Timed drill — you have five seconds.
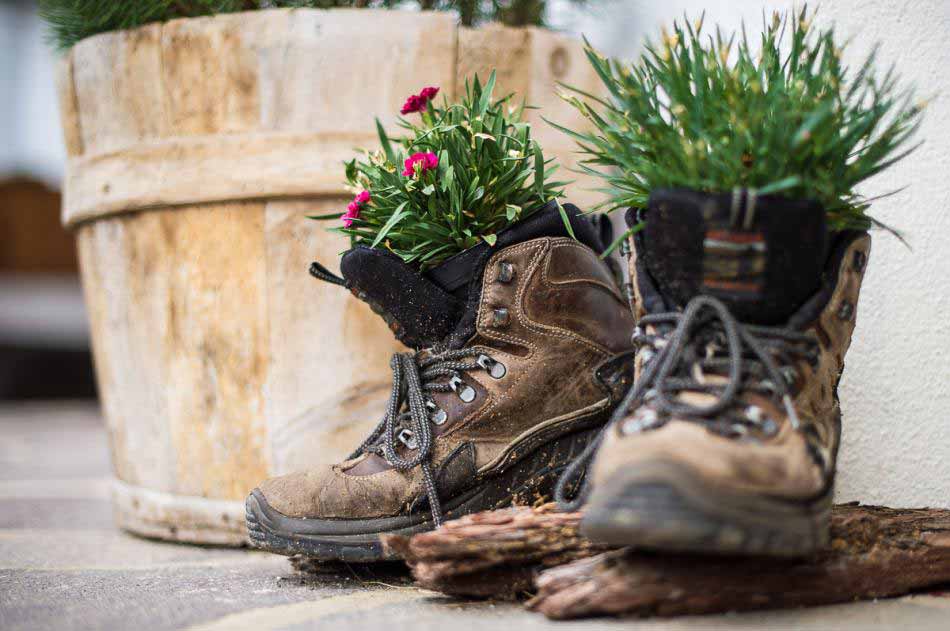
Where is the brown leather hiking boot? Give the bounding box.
[559,189,871,557]
[246,203,635,561]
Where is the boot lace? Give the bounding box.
[351,348,505,527]
[555,294,818,510]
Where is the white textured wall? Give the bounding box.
[553,0,950,508]
[0,3,66,186]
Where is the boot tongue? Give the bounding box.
[641,189,828,325]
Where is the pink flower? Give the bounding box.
[400,95,423,115]
[402,152,439,177]
[400,86,440,114]
[341,190,371,227]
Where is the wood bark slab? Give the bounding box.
[385,503,950,618]
[381,503,610,598]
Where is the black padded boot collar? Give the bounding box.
[638,188,829,325]
[339,201,605,350]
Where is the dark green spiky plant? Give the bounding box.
[317,72,565,269]
[552,6,924,248]
[40,0,586,51]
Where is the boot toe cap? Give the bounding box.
[254,465,409,521]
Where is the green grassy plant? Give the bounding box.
[317,72,566,269]
[552,6,924,244]
[40,0,585,50]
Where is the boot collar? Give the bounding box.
[336,201,606,350]
[634,188,829,325]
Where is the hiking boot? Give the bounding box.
[246,203,636,561]
[563,189,870,557]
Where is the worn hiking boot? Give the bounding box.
[564,189,871,557]
[246,203,636,561]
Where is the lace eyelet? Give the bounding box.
[476,354,507,379]
[621,408,659,435]
[497,261,515,283]
[491,308,510,328]
[729,423,749,437]
[449,375,476,402]
[852,250,866,272]
[398,428,418,450]
[780,366,798,385]
[425,399,448,425]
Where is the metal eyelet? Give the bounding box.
[853,250,866,272]
[398,428,418,450]
[491,307,510,328]
[780,366,798,385]
[620,418,641,435]
[497,262,515,283]
[621,408,659,435]
[449,375,476,403]
[837,300,854,321]
[745,405,764,423]
[476,354,507,379]
[425,400,448,425]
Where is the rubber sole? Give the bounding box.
[246,426,598,562]
[581,460,831,557]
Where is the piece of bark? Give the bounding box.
[528,503,950,619]
[380,504,610,598]
[383,502,950,617]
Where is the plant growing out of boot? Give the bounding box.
[245,74,636,562]
[319,72,569,270]
[552,7,923,557]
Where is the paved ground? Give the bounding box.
[1,402,948,630]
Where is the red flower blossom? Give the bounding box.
[341,190,371,227]
[400,86,440,114]
[402,152,439,177]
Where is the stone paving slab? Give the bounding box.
[0,402,946,631]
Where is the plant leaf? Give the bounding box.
[556,199,576,240]
[376,118,395,164]
[370,201,408,249]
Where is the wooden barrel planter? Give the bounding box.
[56,8,603,545]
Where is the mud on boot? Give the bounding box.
[246,203,636,561]
[560,189,870,558]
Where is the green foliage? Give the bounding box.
[39,0,584,51]
[554,6,925,236]
[326,72,564,269]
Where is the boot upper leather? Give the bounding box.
[590,231,870,502]
[259,236,635,520]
